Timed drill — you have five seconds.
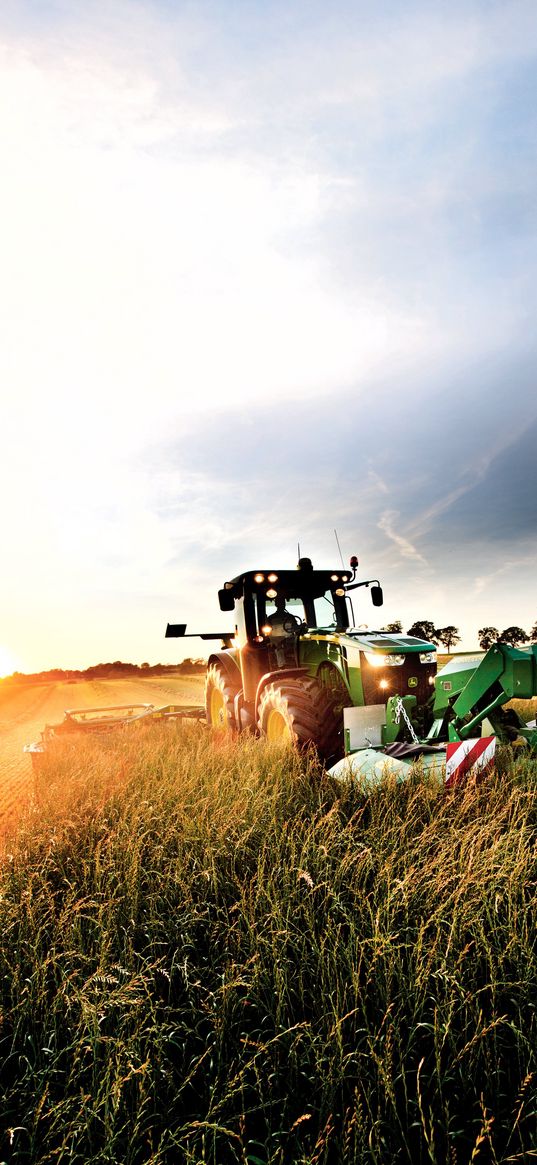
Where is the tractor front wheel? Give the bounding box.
[257,676,341,761]
[205,663,240,732]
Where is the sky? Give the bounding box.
[1,0,536,674]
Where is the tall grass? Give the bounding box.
[0,725,536,1164]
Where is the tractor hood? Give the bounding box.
[329,631,436,655]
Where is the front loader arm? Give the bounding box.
[442,643,537,746]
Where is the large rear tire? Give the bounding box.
[257,676,341,761]
[205,663,241,732]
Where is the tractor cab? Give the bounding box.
[166,556,389,750]
[216,558,385,716]
[219,558,382,645]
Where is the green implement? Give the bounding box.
[24,702,204,769]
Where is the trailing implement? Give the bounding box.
[24,702,204,768]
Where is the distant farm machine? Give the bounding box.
[27,555,537,783]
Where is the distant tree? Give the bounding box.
[497,626,529,647]
[478,627,499,650]
[141,662,150,669]
[407,620,439,644]
[531,622,537,643]
[179,657,206,674]
[383,620,403,633]
[436,626,461,652]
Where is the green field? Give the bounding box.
[0,724,536,1163]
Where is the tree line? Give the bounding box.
[5,659,207,684]
[383,620,537,651]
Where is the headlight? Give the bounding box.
[364,652,404,667]
[419,652,436,664]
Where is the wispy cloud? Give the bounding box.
[377,511,429,567]
[473,554,536,598]
[367,469,390,496]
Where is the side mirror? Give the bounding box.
[371,585,384,607]
[218,588,235,612]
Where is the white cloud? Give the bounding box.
[0,16,442,533]
[377,511,428,567]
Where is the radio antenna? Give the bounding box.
[334,529,345,569]
[334,529,355,626]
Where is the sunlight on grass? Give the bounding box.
[0,724,536,1163]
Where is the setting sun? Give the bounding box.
[0,645,20,678]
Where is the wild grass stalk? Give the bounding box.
[0,724,535,1163]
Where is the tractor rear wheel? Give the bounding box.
[257,676,341,761]
[205,663,240,732]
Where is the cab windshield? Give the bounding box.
[308,592,337,627]
[260,589,340,631]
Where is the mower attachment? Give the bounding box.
[24,702,205,768]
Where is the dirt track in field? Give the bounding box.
[0,673,205,840]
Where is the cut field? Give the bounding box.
[0,672,204,838]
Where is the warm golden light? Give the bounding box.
[0,645,20,678]
[379,679,389,690]
[261,625,272,636]
[364,651,385,668]
[254,573,265,583]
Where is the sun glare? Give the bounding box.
[0,645,20,678]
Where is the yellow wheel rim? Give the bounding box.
[210,687,228,729]
[266,708,293,743]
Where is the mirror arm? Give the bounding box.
[344,578,380,593]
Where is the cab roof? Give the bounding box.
[223,568,350,601]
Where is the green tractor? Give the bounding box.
[166,556,437,762]
[26,556,536,781]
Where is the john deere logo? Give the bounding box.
[408,676,418,688]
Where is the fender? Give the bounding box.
[207,650,242,685]
[255,667,311,714]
